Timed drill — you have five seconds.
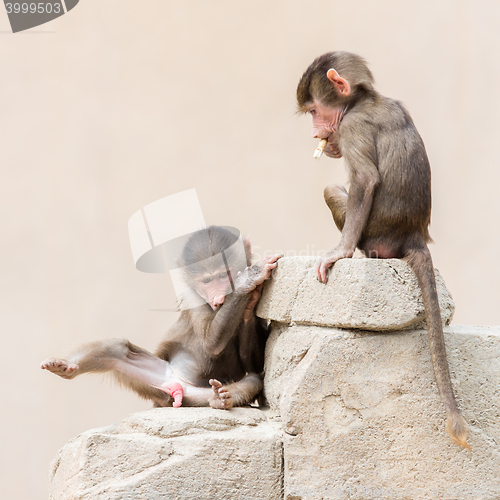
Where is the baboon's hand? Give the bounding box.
[236,253,283,292]
[316,247,353,283]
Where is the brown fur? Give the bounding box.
[297,52,469,449]
[41,226,281,409]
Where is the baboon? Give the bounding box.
[297,52,469,448]
[42,226,282,409]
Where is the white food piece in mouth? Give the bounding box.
[314,139,328,159]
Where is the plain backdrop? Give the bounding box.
[0,1,499,498]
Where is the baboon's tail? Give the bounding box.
[405,246,470,450]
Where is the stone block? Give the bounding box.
[257,256,454,331]
[49,407,283,500]
[264,323,500,500]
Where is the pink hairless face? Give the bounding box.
[307,100,345,159]
[195,269,232,310]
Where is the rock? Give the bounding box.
[264,323,500,500]
[49,407,283,500]
[256,256,454,331]
[48,255,497,500]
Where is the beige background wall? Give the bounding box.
[0,1,498,498]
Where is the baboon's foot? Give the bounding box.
[41,358,79,379]
[209,379,233,410]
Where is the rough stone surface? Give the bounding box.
[257,256,454,331]
[49,407,283,500]
[264,323,500,500]
[48,254,497,500]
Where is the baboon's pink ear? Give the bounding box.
[327,68,351,96]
